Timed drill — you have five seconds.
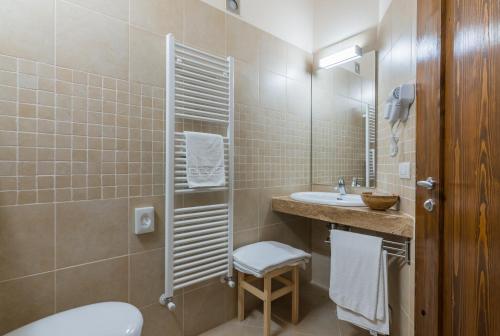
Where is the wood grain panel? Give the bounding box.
[443,0,500,335]
[415,0,445,335]
[271,196,414,238]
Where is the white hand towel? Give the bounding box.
[336,251,389,335]
[184,131,225,188]
[329,230,383,321]
[233,241,311,278]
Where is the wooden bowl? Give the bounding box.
[361,192,399,211]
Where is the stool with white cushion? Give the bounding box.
[233,241,311,336]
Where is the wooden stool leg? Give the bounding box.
[263,274,272,336]
[291,266,299,324]
[238,271,245,321]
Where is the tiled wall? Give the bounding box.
[0,0,312,335]
[377,0,417,335]
[376,0,417,218]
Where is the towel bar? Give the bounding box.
[326,223,411,265]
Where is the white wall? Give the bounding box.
[313,0,379,51]
[201,0,315,52]
[379,0,392,21]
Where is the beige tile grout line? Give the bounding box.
[53,0,57,314]
[0,251,150,285]
[127,0,131,305]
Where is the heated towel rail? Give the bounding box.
[365,104,376,188]
[159,34,235,311]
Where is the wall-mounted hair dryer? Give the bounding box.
[385,83,415,126]
[384,83,415,157]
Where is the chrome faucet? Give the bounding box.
[337,177,347,196]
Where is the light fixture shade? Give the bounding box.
[319,45,363,69]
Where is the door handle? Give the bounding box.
[417,177,436,190]
[423,199,435,212]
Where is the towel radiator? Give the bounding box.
[159,34,235,310]
[365,104,376,188]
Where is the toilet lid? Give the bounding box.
[5,302,143,336]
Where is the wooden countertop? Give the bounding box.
[272,196,414,239]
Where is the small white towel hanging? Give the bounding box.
[184,131,225,188]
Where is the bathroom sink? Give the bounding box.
[290,192,365,207]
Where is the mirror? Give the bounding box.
[312,51,377,189]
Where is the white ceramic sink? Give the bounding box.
[290,192,365,207]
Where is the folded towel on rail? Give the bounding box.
[233,241,311,278]
[329,230,389,335]
[184,131,225,188]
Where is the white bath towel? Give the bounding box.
[329,230,389,334]
[233,241,311,278]
[184,131,225,188]
[336,251,389,335]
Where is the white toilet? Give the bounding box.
[5,302,143,336]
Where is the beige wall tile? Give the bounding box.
[287,45,312,84]
[63,0,129,21]
[287,78,310,116]
[0,273,55,335]
[131,0,183,36]
[183,282,229,336]
[130,27,165,87]
[234,189,259,232]
[183,0,226,57]
[56,1,129,79]
[260,221,310,252]
[129,196,165,253]
[227,16,260,65]
[391,0,413,46]
[259,187,298,227]
[235,60,259,107]
[259,33,287,76]
[391,34,413,84]
[129,249,164,308]
[234,228,259,249]
[259,70,286,111]
[376,0,417,330]
[141,300,183,336]
[55,256,128,312]
[56,199,128,267]
[0,55,17,72]
[0,0,54,64]
[0,204,54,281]
[376,0,416,218]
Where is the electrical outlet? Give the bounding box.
[399,162,411,179]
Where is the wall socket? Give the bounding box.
[399,162,411,179]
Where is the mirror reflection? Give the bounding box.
[312,51,377,189]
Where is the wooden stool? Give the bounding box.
[237,264,300,336]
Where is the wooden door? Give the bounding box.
[416,0,500,335]
[442,0,500,335]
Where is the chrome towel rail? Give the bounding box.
[325,223,411,265]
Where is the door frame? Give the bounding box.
[415,0,445,335]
